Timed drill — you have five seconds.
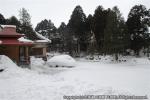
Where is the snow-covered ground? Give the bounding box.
[0,55,150,100]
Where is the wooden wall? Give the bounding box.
[0,46,19,64]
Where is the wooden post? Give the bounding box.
[25,46,29,64]
[43,47,47,57]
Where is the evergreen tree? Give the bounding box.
[0,13,6,24]
[57,22,67,45]
[6,16,21,32]
[19,8,36,40]
[35,19,56,39]
[103,7,128,60]
[127,4,150,56]
[57,22,67,52]
[103,9,116,55]
[112,6,130,55]
[57,22,66,34]
[93,6,107,51]
[68,5,86,36]
[85,14,93,33]
[19,8,31,26]
[85,14,97,54]
[67,5,87,54]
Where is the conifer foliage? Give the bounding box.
[0,4,150,58]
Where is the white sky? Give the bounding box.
[0,0,150,28]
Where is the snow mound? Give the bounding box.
[30,56,48,73]
[0,55,26,78]
[47,55,76,67]
[31,56,45,67]
[0,55,18,69]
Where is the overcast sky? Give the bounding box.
[0,0,150,28]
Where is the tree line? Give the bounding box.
[0,5,150,59]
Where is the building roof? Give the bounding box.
[0,39,33,46]
[0,25,23,38]
[0,25,33,46]
[35,32,51,43]
[18,37,34,43]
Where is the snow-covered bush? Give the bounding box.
[30,56,47,72]
[30,56,45,67]
[47,55,76,67]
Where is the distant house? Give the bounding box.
[0,25,33,65]
[31,32,51,60]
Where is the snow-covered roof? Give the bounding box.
[35,32,51,43]
[1,25,16,28]
[35,40,50,43]
[18,37,34,43]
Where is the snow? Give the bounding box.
[0,55,17,69]
[0,55,26,77]
[47,55,76,67]
[0,40,2,44]
[18,37,34,43]
[0,55,150,100]
[30,56,47,73]
[1,25,16,28]
[35,32,51,43]
[31,56,45,67]
[35,40,50,43]
[83,55,150,65]
[148,27,150,33]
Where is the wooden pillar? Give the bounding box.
[43,47,47,57]
[25,46,29,64]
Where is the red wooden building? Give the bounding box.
[0,25,33,65]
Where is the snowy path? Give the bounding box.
[0,60,150,100]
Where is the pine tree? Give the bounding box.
[58,22,66,33]
[67,5,87,55]
[19,8,31,26]
[0,13,6,24]
[19,8,36,40]
[93,6,107,51]
[35,19,56,39]
[57,22,67,52]
[127,4,150,56]
[85,14,93,33]
[6,16,21,33]
[103,7,128,60]
[103,9,115,55]
[57,22,67,45]
[112,6,129,55]
[85,14,97,54]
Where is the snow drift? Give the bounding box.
[0,55,28,78]
[0,55,149,100]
